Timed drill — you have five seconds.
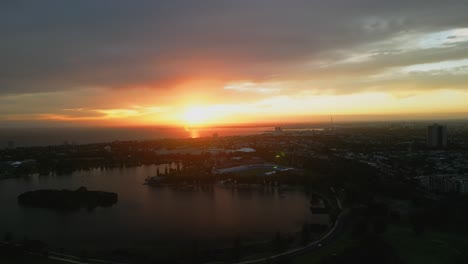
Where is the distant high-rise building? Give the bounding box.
[329,115,336,134]
[274,127,283,134]
[7,140,14,149]
[427,123,447,148]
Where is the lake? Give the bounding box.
[0,164,327,256]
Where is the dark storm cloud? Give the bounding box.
[1,0,468,95]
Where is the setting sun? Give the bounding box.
[183,107,212,126]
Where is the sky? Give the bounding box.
[1,0,468,127]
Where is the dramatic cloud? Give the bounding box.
[1,0,468,125]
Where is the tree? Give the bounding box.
[4,232,13,242]
[388,210,401,224]
[410,210,425,236]
[352,218,368,237]
[372,217,387,234]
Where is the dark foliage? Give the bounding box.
[17,187,118,211]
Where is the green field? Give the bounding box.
[292,224,468,264]
[383,225,468,264]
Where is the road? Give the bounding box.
[234,208,348,264]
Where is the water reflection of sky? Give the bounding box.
[0,164,327,253]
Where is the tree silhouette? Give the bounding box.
[4,232,13,242]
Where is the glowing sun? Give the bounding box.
[183,107,212,126]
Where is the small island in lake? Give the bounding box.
[18,187,118,211]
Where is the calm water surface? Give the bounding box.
[0,127,272,147]
[0,164,325,252]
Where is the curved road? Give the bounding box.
[234,208,349,264]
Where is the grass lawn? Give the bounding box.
[292,223,468,264]
[383,225,468,264]
[291,229,358,264]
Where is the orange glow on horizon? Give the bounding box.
[5,88,468,127]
